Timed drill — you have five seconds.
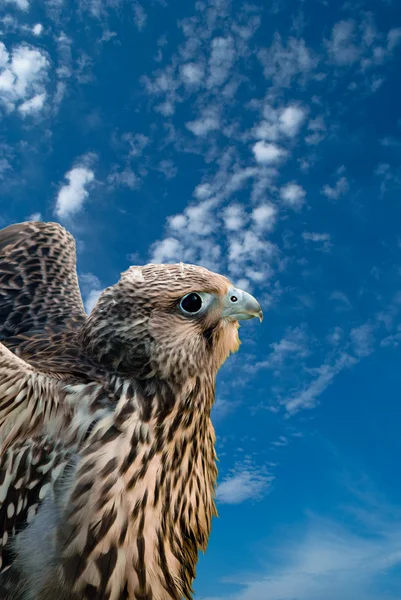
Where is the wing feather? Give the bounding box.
[0,341,71,573]
[0,341,64,447]
[0,221,87,346]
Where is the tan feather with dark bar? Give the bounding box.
[0,221,262,600]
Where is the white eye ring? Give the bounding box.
[179,292,203,314]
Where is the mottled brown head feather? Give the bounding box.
[79,263,241,383]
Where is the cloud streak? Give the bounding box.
[200,494,401,600]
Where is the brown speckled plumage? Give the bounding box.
[0,221,262,600]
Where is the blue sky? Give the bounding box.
[1,0,401,598]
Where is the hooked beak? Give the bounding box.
[221,288,263,322]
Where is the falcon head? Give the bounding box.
[80,263,262,382]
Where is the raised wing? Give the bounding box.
[0,341,72,574]
[0,222,100,578]
[0,220,87,345]
[0,340,62,447]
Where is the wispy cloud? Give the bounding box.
[2,0,29,10]
[326,19,361,66]
[258,34,318,87]
[217,459,274,504]
[149,160,280,286]
[330,291,352,311]
[107,165,137,189]
[284,353,357,415]
[321,176,349,200]
[388,28,401,52]
[350,323,375,357]
[200,496,401,600]
[212,397,242,422]
[302,232,332,252]
[133,2,147,31]
[186,108,220,136]
[207,36,235,89]
[265,326,311,369]
[18,91,46,115]
[26,212,41,221]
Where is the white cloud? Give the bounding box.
[327,326,344,346]
[321,176,349,200]
[388,28,401,52]
[26,212,41,221]
[9,46,47,95]
[305,115,327,145]
[142,63,179,115]
[0,156,12,180]
[284,353,357,415]
[78,0,108,19]
[302,232,330,243]
[122,132,149,158]
[186,114,220,136]
[253,141,287,164]
[253,104,305,142]
[85,289,103,313]
[56,33,72,80]
[0,44,9,69]
[133,2,147,31]
[217,459,274,504]
[222,204,246,231]
[107,166,137,189]
[271,435,288,447]
[151,159,266,270]
[330,290,352,311]
[326,20,361,66]
[258,34,318,87]
[228,230,276,282]
[181,62,204,86]
[280,182,306,209]
[0,43,49,113]
[79,273,104,314]
[32,23,43,36]
[350,323,374,357]
[253,119,279,141]
[158,159,177,180]
[200,502,401,600]
[168,214,187,230]
[259,326,310,370]
[303,232,331,252]
[212,397,242,422]
[150,237,183,264]
[55,166,95,219]
[380,326,401,348]
[279,105,306,137]
[194,183,213,200]
[151,159,278,284]
[185,200,217,236]
[1,0,29,9]
[252,203,276,230]
[207,36,235,88]
[18,92,46,115]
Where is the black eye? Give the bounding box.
[230,295,238,303]
[180,293,203,314]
